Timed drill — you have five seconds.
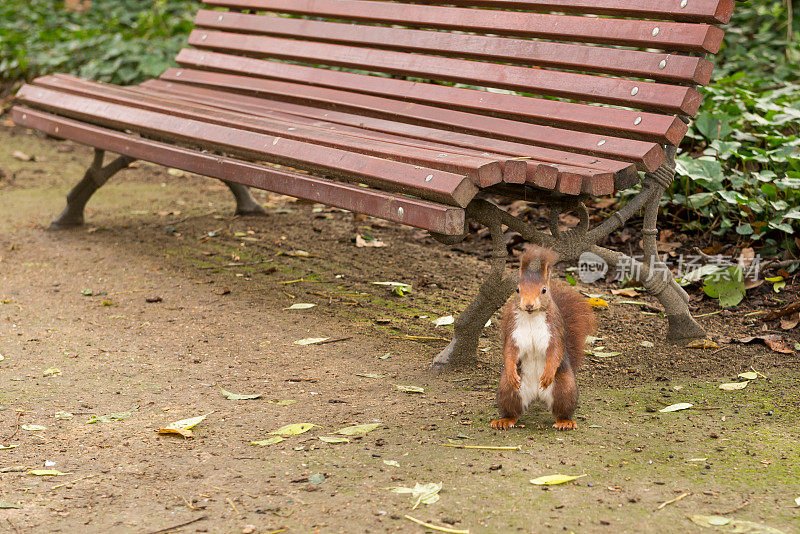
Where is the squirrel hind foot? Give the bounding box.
[491,417,518,430]
[553,419,577,431]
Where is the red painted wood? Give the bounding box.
[187,30,701,115]
[16,85,478,207]
[194,10,715,84]
[201,0,725,53]
[35,75,505,187]
[139,79,633,193]
[11,107,466,234]
[176,49,688,146]
[382,0,735,24]
[161,65,666,171]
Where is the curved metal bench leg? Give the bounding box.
[224,181,267,216]
[49,149,134,230]
[431,201,516,369]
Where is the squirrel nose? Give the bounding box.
[524,304,536,313]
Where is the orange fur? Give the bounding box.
[492,246,596,431]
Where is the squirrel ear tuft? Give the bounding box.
[520,246,559,277]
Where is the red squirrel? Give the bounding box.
[491,246,596,431]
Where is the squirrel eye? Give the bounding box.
[541,287,547,294]
[516,287,520,293]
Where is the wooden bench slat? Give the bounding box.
[50,74,617,195]
[176,49,687,146]
[194,10,715,85]
[188,30,702,115]
[11,107,466,235]
[161,65,666,172]
[139,79,634,193]
[385,0,735,24]
[16,85,477,208]
[35,75,508,187]
[201,0,724,53]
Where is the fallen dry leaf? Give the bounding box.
[530,474,587,485]
[660,403,693,413]
[251,437,285,446]
[157,415,207,438]
[611,288,640,297]
[335,423,382,436]
[294,337,330,346]
[719,382,749,391]
[319,436,349,444]
[587,298,610,309]
[736,335,794,354]
[433,315,455,327]
[780,312,799,330]
[355,234,387,248]
[687,515,785,533]
[219,387,262,400]
[269,423,316,436]
[12,150,32,162]
[284,303,316,310]
[395,384,424,393]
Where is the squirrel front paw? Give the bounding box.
[539,370,555,389]
[504,370,521,390]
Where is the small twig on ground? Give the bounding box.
[718,499,751,515]
[170,210,216,225]
[279,278,318,285]
[693,310,722,318]
[404,515,469,534]
[226,497,239,514]
[316,337,352,346]
[51,473,97,490]
[176,494,198,511]
[147,515,207,534]
[6,519,21,534]
[441,444,521,451]
[657,492,690,510]
[390,335,450,342]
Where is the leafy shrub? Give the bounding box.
[665,0,800,253]
[0,0,198,85]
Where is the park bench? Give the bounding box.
[11,0,734,367]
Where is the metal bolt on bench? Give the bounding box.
[11,0,734,367]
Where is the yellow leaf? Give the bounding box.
[157,415,207,438]
[738,372,758,380]
[687,339,718,349]
[251,437,285,446]
[335,423,382,436]
[269,423,316,436]
[719,382,748,391]
[294,337,329,346]
[587,298,609,309]
[660,403,693,412]
[530,474,587,485]
[319,436,350,444]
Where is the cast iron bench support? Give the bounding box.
[49,148,266,229]
[432,146,703,368]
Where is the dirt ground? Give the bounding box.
[1,124,799,534]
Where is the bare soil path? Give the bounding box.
[1,124,798,533]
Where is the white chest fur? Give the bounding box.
[512,310,554,410]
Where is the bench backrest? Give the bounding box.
[167,0,732,178]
